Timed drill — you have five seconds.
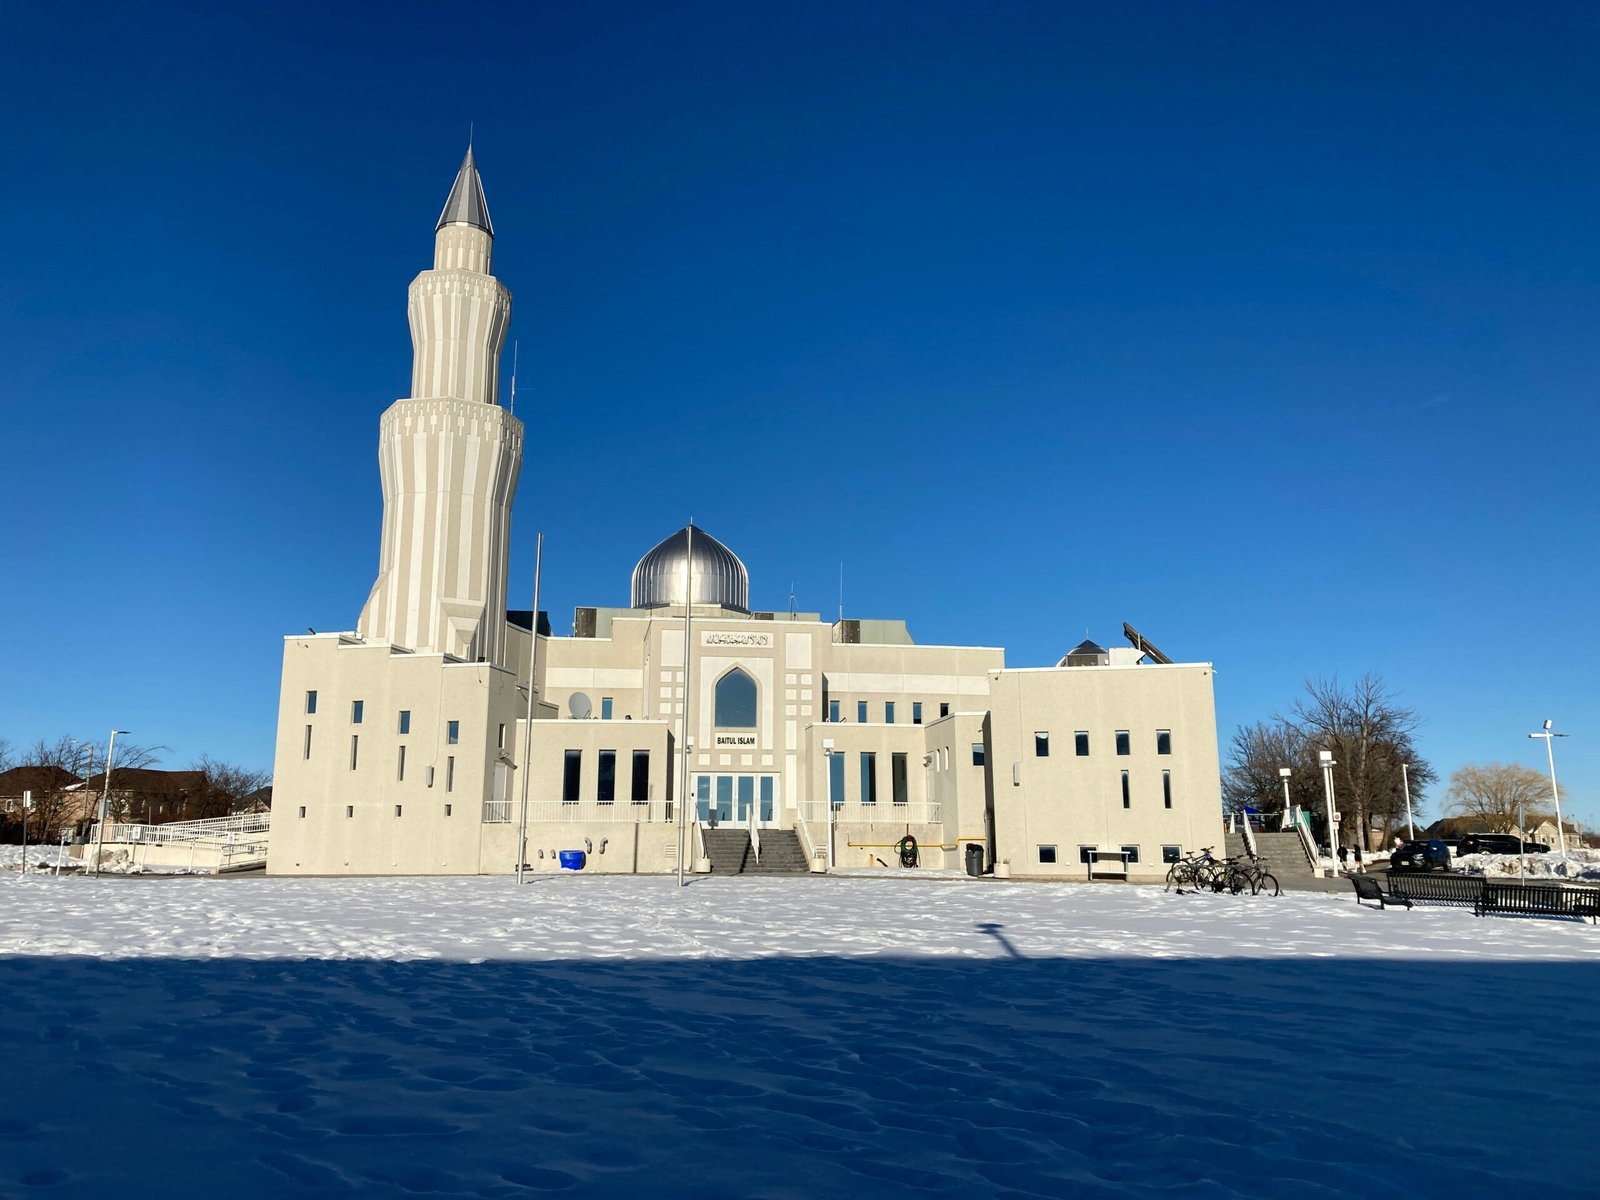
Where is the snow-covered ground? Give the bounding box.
[1456,848,1600,881]
[2,872,1596,1197]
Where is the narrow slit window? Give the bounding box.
[447,720,460,745]
[1035,732,1049,757]
[562,750,581,803]
[860,752,877,805]
[1121,770,1131,808]
[631,751,650,804]
[1075,731,1089,756]
[305,690,317,715]
[971,742,986,767]
[397,745,406,781]
[445,755,455,793]
[303,725,312,760]
[351,700,364,724]
[857,700,868,723]
[597,750,617,804]
[1115,730,1130,756]
[1157,729,1172,755]
[394,805,402,818]
[345,805,354,819]
[298,806,306,819]
[891,752,908,805]
[349,735,359,771]
[601,697,613,720]
[884,701,895,724]
[398,710,411,735]
[912,702,923,725]
[1163,770,1172,809]
[445,804,453,817]
[829,699,840,723]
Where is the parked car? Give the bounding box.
[1458,833,1549,856]
[1390,839,1451,872]
[1438,837,1464,856]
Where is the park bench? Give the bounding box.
[1475,881,1600,924]
[1350,874,1411,910]
[1087,850,1130,880]
[1385,872,1485,907]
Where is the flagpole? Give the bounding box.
[677,525,694,888]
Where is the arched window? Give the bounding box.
[714,668,757,728]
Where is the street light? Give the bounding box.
[1278,767,1293,830]
[823,740,837,869]
[1318,749,1339,878]
[1528,719,1569,859]
[91,729,130,877]
[1401,762,1415,842]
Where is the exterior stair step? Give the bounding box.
[700,828,810,875]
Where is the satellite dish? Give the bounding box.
[568,692,593,720]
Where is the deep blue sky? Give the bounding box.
[2,2,1596,825]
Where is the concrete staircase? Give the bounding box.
[701,828,810,875]
[1248,830,1319,881]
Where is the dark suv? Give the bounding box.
[1389,839,1451,872]
[1459,833,1549,856]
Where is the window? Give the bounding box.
[601,696,613,720]
[345,805,354,819]
[447,720,460,745]
[397,745,406,781]
[885,702,895,724]
[714,669,757,727]
[394,805,403,818]
[597,750,617,804]
[971,742,985,767]
[912,702,923,725]
[860,752,877,805]
[445,804,453,817]
[1162,845,1182,864]
[426,765,435,788]
[1121,770,1131,809]
[1121,845,1140,864]
[303,725,312,760]
[398,710,411,735]
[1035,732,1049,757]
[857,700,868,723]
[1157,729,1172,755]
[826,753,844,807]
[349,735,359,771]
[1163,770,1172,809]
[1075,731,1089,756]
[446,756,455,793]
[498,723,506,750]
[297,806,306,819]
[939,703,950,718]
[1038,845,1058,865]
[891,753,908,805]
[1115,730,1130,755]
[631,751,650,804]
[351,700,364,724]
[1078,845,1096,865]
[829,699,840,723]
[562,750,581,803]
[305,690,317,714]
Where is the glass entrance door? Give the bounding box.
[694,774,779,827]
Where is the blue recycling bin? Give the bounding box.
[558,850,586,871]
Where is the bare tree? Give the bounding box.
[0,737,13,772]
[1444,763,1555,833]
[1222,721,1322,818]
[188,756,272,819]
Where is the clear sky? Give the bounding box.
[2,2,1596,826]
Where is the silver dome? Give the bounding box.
[631,525,749,613]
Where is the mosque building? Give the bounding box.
[267,151,1224,881]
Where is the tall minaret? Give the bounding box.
[357,149,524,665]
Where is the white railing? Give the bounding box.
[101,813,270,845]
[793,815,822,870]
[482,800,512,823]
[747,799,761,865]
[1294,818,1320,872]
[692,820,705,867]
[801,800,943,825]
[1242,818,1258,857]
[521,801,668,824]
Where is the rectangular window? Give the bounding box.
[345,805,354,819]
[1162,845,1182,864]
[397,745,406,781]
[303,725,312,760]
[939,703,950,718]
[1078,845,1096,865]
[446,755,455,793]
[860,752,877,805]
[829,699,840,723]
[447,720,460,745]
[562,750,581,803]
[298,806,306,819]
[1157,729,1172,755]
[1121,770,1131,808]
[857,700,868,723]
[601,696,613,720]
[1038,845,1058,865]
[305,690,317,714]
[351,699,364,724]
[398,710,411,735]
[597,750,617,804]
[394,805,403,818]
[1075,731,1089,756]
[884,702,895,724]
[1163,770,1172,809]
[349,735,359,771]
[828,752,846,808]
[632,751,650,804]
[498,723,506,750]
[912,702,923,725]
[696,776,712,822]
[1115,730,1130,756]
[426,765,435,788]
[891,753,908,805]
[1035,732,1049,757]
[1121,845,1140,864]
[445,804,453,817]
[971,742,985,767]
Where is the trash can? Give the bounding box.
[558,850,586,871]
[964,843,984,878]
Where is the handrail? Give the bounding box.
[1293,817,1319,872]
[793,814,820,870]
[1242,818,1258,857]
[691,820,705,867]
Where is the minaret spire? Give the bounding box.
[437,146,494,236]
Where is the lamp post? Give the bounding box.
[91,729,130,877]
[823,741,837,869]
[1319,749,1339,878]
[1401,762,1415,842]
[1278,767,1293,830]
[516,532,544,885]
[1528,719,1569,859]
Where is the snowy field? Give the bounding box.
[2,872,1597,1198]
